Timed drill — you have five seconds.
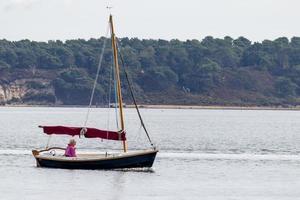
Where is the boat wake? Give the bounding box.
[0,149,32,155]
[159,152,300,161]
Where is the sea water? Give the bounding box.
[0,107,300,200]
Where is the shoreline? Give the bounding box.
[127,105,300,111]
[1,104,300,111]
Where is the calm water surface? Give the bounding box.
[0,107,300,200]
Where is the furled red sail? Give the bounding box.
[39,126,126,141]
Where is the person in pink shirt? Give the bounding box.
[65,139,77,157]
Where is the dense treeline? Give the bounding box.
[1,36,300,106]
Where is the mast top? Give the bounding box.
[106,6,113,16]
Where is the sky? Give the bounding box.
[0,0,300,42]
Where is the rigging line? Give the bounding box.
[84,23,110,127]
[115,40,155,147]
[45,135,52,149]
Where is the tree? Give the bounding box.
[53,47,75,67]
[291,37,300,47]
[139,46,156,68]
[274,77,297,97]
[4,36,300,106]
[182,59,221,93]
[53,69,104,105]
[0,48,18,66]
[233,37,251,50]
[37,51,63,69]
[0,60,10,71]
[15,49,37,68]
[138,66,178,91]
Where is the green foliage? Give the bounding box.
[1,36,300,105]
[233,37,251,50]
[23,92,56,104]
[138,66,178,91]
[15,49,37,68]
[53,68,104,105]
[0,60,10,71]
[182,59,221,93]
[227,69,257,90]
[0,47,18,66]
[26,81,46,89]
[274,77,297,97]
[38,51,63,68]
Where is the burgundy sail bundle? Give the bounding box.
[39,126,126,141]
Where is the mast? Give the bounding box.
[109,15,128,152]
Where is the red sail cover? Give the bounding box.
[40,126,126,141]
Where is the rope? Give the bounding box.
[116,40,155,148]
[84,24,110,127]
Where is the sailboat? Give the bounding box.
[32,15,158,170]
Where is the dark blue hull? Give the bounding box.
[35,150,158,170]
